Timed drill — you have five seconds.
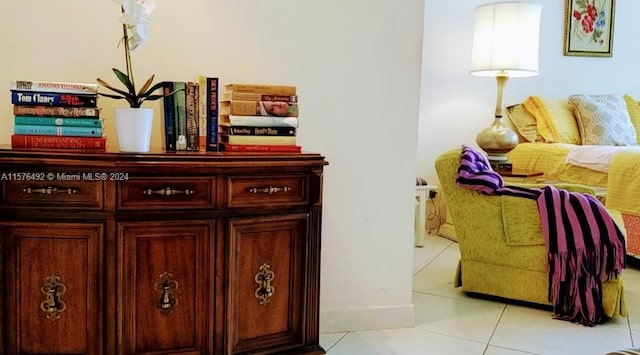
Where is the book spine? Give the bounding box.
[14,124,102,137]
[11,80,99,94]
[220,100,298,117]
[11,134,106,149]
[185,82,200,151]
[173,82,187,150]
[220,92,298,102]
[219,114,298,128]
[13,105,100,117]
[11,91,98,107]
[220,143,301,153]
[227,126,296,136]
[219,134,296,145]
[161,82,177,151]
[224,83,296,95]
[14,116,102,127]
[204,77,219,152]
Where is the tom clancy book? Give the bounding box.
[11,80,98,95]
[13,105,100,118]
[11,91,98,107]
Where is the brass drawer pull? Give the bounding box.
[254,263,275,305]
[40,275,67,320]
[23,186,79,195]
[143,187,194,196]
[248,186,291,195]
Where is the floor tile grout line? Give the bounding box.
[482,303,507,355]
[412,240,455,276]
[412,326,488,347]
[324,331,350,352]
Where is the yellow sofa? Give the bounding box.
[434,148,627,318]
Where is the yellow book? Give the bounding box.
[224,83,296,95]
[219,134,296,146]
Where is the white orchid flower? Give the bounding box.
[113,0,156,50]
[97,0,170,108]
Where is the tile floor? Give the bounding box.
[319,234,640,355]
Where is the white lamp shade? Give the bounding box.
[470,1,542,77]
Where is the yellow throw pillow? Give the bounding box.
[569,94,637,146]
[522,96,581,144]
[624,94,640,144]
[505,104,544,143]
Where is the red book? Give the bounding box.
[11,134,106,150]
[220,143,301,153]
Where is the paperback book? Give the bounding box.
[220,92,297,102]
[13,105,100,118]
[220,143,302,153]
[219,134,296,146]
[160,81,177,151]
[185,81,200,151]
[11,80,99,95]
[11,134,106,150]
[199,76,219,152]
[14,116,102,127]
[11,91,98,107]
[14,124,102,137]
[219,114,298,128]
[226,126,296,136]
[220,100,298,117]
[224,83,296,96]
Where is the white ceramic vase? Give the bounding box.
[114,107,154,153]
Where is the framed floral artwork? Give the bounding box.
[564,0,615,57]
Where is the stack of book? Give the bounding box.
[160,81,201,151]
[9,80,105,150]
[219,83,301,153]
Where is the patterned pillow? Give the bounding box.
[456,144,504,195]
[569,94,638,146]
[624,94,640,144]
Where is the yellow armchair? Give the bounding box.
[435,148,626,318]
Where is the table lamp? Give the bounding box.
[470,1,542,168]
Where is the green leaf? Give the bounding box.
[112,68,135,94]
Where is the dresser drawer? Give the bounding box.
[118,177,215,210]
[227,174,308,208]
[3,180,104,210]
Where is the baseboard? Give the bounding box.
[319,304,415,333]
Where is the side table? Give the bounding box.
[415,184,438,247]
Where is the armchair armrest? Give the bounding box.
[506,181,597,196]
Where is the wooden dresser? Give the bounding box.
[0,148,327,355]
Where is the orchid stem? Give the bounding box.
[121,6,135,92]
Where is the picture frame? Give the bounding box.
[563,0,615,57]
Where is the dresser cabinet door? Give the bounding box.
[1,222,103,354]
[118,220,214,355]
[225,214,307,354]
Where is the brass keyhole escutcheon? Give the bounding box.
[254,263,275,305]
[154,272,179,313]
[40,275,67,320]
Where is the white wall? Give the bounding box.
[418,0,640,185]
[0,1,425,332]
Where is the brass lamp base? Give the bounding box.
[476,115,518,168]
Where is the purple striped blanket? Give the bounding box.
[456,145,626,326]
